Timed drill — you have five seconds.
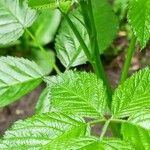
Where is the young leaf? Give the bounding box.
[0,0,37,45]
[122,110,150,149]
[112,68,150,118]
[31,10,61,45]
[40,71,108,118]
[46,137,134,150]
[128,0,150,48]
[91,0,119,51]
[28,0,72,13]
[0,56,45,107]
[1,112,87,149]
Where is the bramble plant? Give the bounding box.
[0,0,150,149]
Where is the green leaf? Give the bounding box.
[56,3,118,68]
[128,0,150,48]
[31,49,55,75]
[113,0,129,19]
[122,124,150,150]
[127,109,150,130]
[122,110,150,149]
[91,0,119,51]
[28,0,72,13]
[1,112,87,149]
[0,56,45,107]
[55,9,89,68]
[41,71,108,118]
[36,87,51,114]
[112,68,150,118]
[31,9,61,45]
[0,0,37,45]
[46,137,134,150]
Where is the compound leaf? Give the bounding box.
[128,0,150,48]
[0,0,37,45]
[0,56,45,107]
[1,112,87,149]
[112,68,150,118]
[38,71,108,118]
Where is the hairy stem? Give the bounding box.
[25,29,61,74]
[120,35,136,83]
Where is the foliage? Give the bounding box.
[0,0,37,45]
[0,0,150,149]
[31,9,61,45]
[55,9,89,68]
[28,0,73,13]
[128,0,150,48]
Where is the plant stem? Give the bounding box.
[120,35,136,83]
[88,117,126,138]
[25,29,61,74]
[82,0,112,105]
[100,119,111,140]
[110,118,126,124]
[88,119,106,126]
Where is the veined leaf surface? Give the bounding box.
[46,137,134,150]
[1,112,87,149]
[128,0,150,48]
[0,56,45,107]
[0,0,37,45]
[38,71,108,118]
[112,68,150,118]
[122,110,150,150]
